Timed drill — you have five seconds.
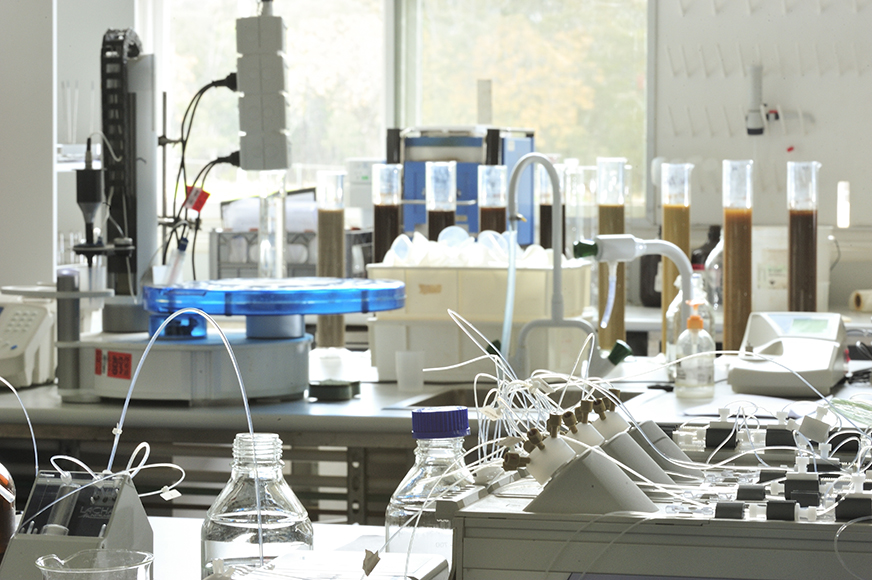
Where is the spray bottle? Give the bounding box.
[674,301,716,398]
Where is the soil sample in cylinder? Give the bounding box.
[317,171,346,348]
[660,163,693,353]
[596,157,628,350]
[425,161,457,240]
[478,165,507,233]
[787,161,821,312]
[722,159,754,351]
[372,163,404,263]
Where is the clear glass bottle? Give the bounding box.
[675,306,716,398]
[385,407,473,570]
[665,271,714,380]
[201,433,313,577]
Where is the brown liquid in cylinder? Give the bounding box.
[479,206,507,233]
[317,208,346,347]
[789,209,817,312]
[723,207,752,351]
[598,204,625,349]
[374,203,403,263]
[661,204,691,352]
[539,204,567,252]
[428,210,455,240]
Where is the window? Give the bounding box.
[398,0,647,209]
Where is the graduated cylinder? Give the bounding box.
[316,170,346,347]
[722,160,753,351]
[596,157,627,349]
[787,161,820,312]
[660,163,693,353]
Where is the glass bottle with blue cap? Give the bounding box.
[385,406,473,569]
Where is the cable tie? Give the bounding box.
[362,549,380,576]
[112,424,123,436]
[499,436,523,448]
[160,486,182,501]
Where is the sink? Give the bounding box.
[387,386,643,411]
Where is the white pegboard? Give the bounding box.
[651,0,872,227]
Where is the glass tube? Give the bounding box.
[425,161,456,240]
[537,164,566,250]
[256,170,288,279]
[722,159,753,351]
[596,157,627,349]
[478,165,507,233]
[787,161,820,312]
[660,163,693,353]
[372,163,403,263]
[317,170,346,348]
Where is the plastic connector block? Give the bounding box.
[236,14,285,55]
[764,426,795,447]
[766,500,797,521]
[434,485,486,521]
[736,485,766,501]
[835,495,872,521]
[798,409,831,443]
[705,423,737,449]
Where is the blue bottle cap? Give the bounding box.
[411,406,470,439]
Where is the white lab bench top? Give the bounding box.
[151,517,384,579]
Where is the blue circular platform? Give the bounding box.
[142,277,405,316]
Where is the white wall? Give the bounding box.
[0,2,57,287]
[650,0,872,309]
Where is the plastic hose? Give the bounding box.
[600,261,617,329]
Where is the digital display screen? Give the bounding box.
[789,317,829,335]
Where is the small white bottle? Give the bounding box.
[674,304,716,398]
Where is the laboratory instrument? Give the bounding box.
[787,161,821,312]
[722,159,754,351]
[202,433,313,576]
[425,162,457,240]
[477,165,507,233]
[674,302,716,398]
[692,225,721,266]
[660,163,693,352]
[73,29,158,334]
[385,406,473,570]
[728,311,847,396]
[77,277,403,403]
[396,127,535,244]
[0,471,152,580]
[372,163,404,263]
[36,549,152,580]
[596,157,628,349]
[0,301,54,388]
[316,171,347,348]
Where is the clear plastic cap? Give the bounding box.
[787,161,821,211]
[317,170,346,210]
[425,161,457,211]
[722,160,753,209]
[372,163,403,206]
[478,165,507,208]
[661,163,694,206]
[596,157,627,205]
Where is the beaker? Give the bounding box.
[372,163,403,263]
[722,159,753,351]
[478,165,507,233]
[316,170,346,348]
[36,549,153,580]
[660,163,693,353]
[787,161,820,312]
[425,161,456,240]
[596,157,628,349]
